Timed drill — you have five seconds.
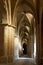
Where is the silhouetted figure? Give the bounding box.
[23,43,27,55]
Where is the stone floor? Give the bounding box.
[0,57,37,65]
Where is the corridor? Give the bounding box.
[0,0,43,65]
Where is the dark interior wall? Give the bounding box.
[38,0,43,64]
[40,11,43,65]
[41,11,43,57]
[36,0,43,65]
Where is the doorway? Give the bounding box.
[23,43,27,55]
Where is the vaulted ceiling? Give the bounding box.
[0,0,37,43]
[13,0,36,43]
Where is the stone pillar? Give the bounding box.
[27,37,31,57]
[4,24,15,63]
[0,23,15,63]
[0,24,7,63]
[13,36,20,60]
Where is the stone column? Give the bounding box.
[0,23,15,63]
[4,24,15,63]
[0,24,7,63]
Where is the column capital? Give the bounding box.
[0,23,16,29]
